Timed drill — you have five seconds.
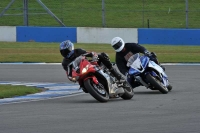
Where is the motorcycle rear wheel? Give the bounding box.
[146,73,168,94]
[120,82,134,100]
[84,79,109,102]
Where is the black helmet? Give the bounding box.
[60,40,74,58]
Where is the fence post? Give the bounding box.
[102,0,106,27]
[0,0,16,17]
[142,0,145,27]
[23,0,29,26]
[36,0,66,27]
[185,0,189,29]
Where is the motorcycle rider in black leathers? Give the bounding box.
[111,37,165,89]
[60,40,125,92]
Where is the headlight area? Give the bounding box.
[81,65,89,74]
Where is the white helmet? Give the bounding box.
[111,37,125,52]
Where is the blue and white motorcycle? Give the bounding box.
[127,53,172,94]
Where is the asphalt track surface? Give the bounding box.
[0,64,200,133]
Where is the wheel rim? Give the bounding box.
[152,76,168,91]
[92,82,106,95]
[123,82,132,92]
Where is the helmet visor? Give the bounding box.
[68,44,73,51]
[112,41,123,50]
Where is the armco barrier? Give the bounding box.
[1,26,200,45]
[0,26,16,42]
[16,26,77,43]
[138,28,200,45]
[77,27,138,43]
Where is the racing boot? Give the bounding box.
[109,68,126,84]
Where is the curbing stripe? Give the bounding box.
[0,81,82,104]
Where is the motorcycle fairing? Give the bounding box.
[128,54,149,75]
[140,55,149,69]
[148,61,169,87]
[148,61,168,78]
[96,69,117,95]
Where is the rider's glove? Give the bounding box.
[150,52,157,58]
[92,52,99,61]
[144,50,152,57]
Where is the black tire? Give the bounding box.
[120,82,134,100]
[84,79,109,102]
[146,73,168,94]
[167,84,173,91]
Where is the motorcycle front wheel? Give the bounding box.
[146,73,168,94]
[84,78,109,102]
[167,84,173,91]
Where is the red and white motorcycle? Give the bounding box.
[67,52,134,102]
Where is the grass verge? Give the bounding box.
[0,85,42,99]
[0,42,200,63]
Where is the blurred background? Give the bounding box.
[0,0,200,28]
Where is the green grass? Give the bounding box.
[0,42,200,63]
[0,0,200,28]
[0,85,42,99]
